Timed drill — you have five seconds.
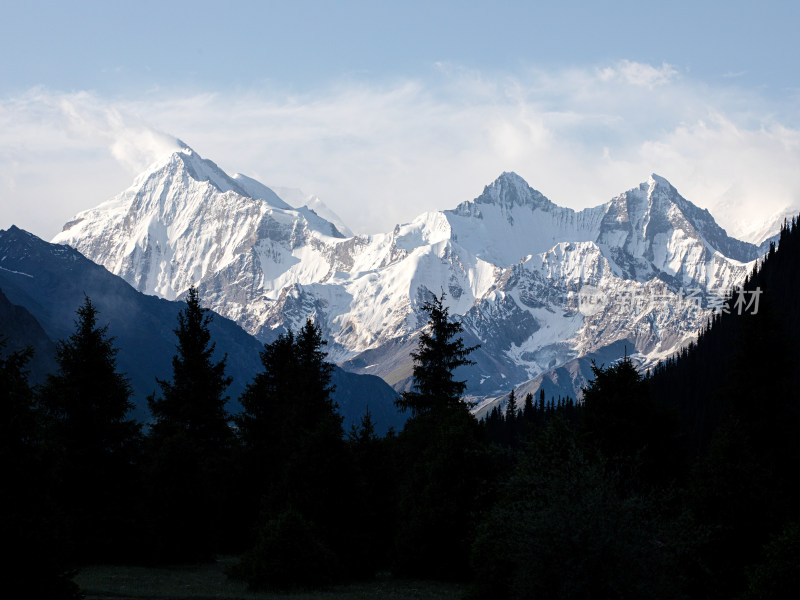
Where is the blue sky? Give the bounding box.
[2,0,799,240]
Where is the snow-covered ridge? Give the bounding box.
[52,144,776,400]
[53,147,347,301]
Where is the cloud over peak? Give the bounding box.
[1,60,798,241]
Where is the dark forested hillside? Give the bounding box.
[644,216,800,598]
[470,217,800,599]
[0,227,400,430]
[649,217,800,451]
[0,226,263,420]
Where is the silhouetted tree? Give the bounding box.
[235,319,361,586]
[238,319,344,523]
[146,286,234,562]
[505,388,517,422]
[393,292,493,579]
[346,406,397,574]
[581,355,680,489]
[396,293,478,416]
[38,297,141,561]
[149,287,233,450]
[522,392,534,422]
[0,340,81,598]
[237,330,296,514]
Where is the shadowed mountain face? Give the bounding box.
[51,146,775,404]
[0,226,263,421]
[0,226,402,432]
[0,287,57,384]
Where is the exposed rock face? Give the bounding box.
[53,148,769,401]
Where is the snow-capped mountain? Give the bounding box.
[729,206,798,246]
[269,186,355,238]
[53,145,773,402]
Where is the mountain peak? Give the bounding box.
[601,173,764,265]
[496,171,528,185]
[133,138,193,173]
[648,173,671,186]
[646,173,685,200]
[3,225,40,245]
[126,142,253,201]
[475,172,552,210]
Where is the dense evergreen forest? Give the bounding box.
[1,219,799,598]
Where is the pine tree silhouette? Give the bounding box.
[1,339,80,598]
[38,297,141,561]
[149,287,232,449]
[145,286,234,562]
[396,292,478,416]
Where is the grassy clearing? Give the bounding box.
[75,557,466,600]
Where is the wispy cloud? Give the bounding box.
[53,91,182,171]
[597,60,679,89]
[2,61,799,241]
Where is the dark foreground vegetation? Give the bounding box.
[2,219,799,599]
[75,559,465,600]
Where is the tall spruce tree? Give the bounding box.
[505,388,517,422]
[582,356,681,491]
[235,319,363,587]
[1,340,81,599]
[146,286,234,561]
[237,320,340,512]
[393,292,493,579]
[237,330,296,508]
[522,392,534,421]
[38,297,141,560]
[396,292,478,416]
[148,286,232,449]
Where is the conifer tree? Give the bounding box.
[149,286,232,449]
[1,340,81,599]
[237,330,296,502]
[348,405,377,444]
[42,297,139,456]
[295,319,339,429]
[523,392,534,421]
[146,286,234,561]
[346,406,396,575]
[505,388,517,422]
[1,342,38,480]
[582,356,680,490]
[38,297,141,560]
[393,292,492,579]
[237,320,341,508]
[396,292,478,416]
[235,319,360,585]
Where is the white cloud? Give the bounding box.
[639,114,800,233]
[597,60,679,89]
[1,61,799,243]
[57,93,182,171]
